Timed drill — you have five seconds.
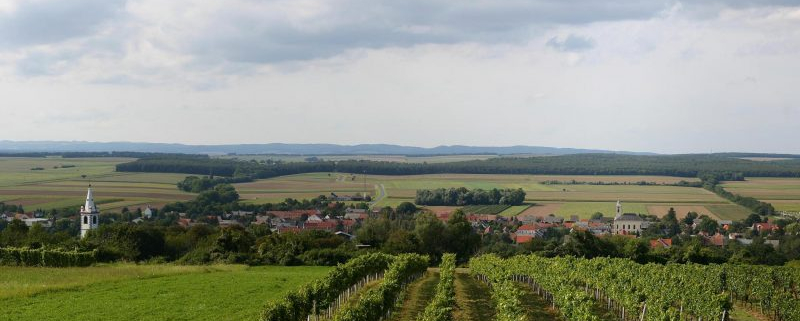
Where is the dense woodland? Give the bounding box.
[117,154,800,179]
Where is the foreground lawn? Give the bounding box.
[0,264,245,299]
[2,265,331,321]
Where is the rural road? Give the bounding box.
[370,184,387,208]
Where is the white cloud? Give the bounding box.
[0,1,799,153]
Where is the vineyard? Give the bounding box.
[470,255,800,321]
[262,253,800,321]
[460,205,511,215]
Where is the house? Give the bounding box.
[735,238,780,248]
[705,233,727,247]
[514,223,549,243]
[23,218,52,228]
[303,220,338,232]
[467,214,499,227]
[143,206,154,219]
[277,226,301,234]
[230,210,254,217]
[340,219,357,233]
[718,220,733,230]
[541,216,564,225]
[14,213,32,221]
[344,212,369,220]
[306,214,323,223]
[650,238,673,249]
[132,217,145,224]
[752,222,780,233]
[270,217,297,229]
[267,210,321,220]
[217,216,242,228]
[253,215,270,225]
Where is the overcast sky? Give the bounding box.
[1,0,799,153]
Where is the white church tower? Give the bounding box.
[615,200,622,219]
[80,185,100,238]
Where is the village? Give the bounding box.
[2,186,785,253]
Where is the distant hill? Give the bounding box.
[0,141,655,156]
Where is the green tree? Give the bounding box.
[382,229,417,254]
[414,212,446,257]
[445,210,480,261]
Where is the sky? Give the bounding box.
[1,0,799,154]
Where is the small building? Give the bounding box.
[23,218,52,228]
[143,206,154,219]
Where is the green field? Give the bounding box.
[235,173,753,220]
[0,157,194,212]
[722,177,800,212]
[1,264,331,320]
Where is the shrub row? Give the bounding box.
[334,253,430,321]
[0,247,96,267]
[418,253,456,321]
[260,253,394,321]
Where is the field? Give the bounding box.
[235,173,752,220]
[461,205,511,215]
[722,177,800,212]
[1,264,331,320]
[0,157,194,212]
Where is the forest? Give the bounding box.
[116,153,800,179]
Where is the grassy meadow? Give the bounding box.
[234,172,754,220]
[1,264,331,321]
[0,157,194,212]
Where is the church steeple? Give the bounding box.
[83,185,98,214]
[615,200,622,219]
[80,185,99,238]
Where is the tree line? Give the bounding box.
[699,172,775,215]
[414,187,526,206]
[117,154,800,179]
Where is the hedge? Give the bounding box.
[0,247,96,267]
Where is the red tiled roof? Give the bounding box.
[304,221,338,231]
[278,226,301,233]
[515,235,534,243]
[650,238,672,249]
[268,210,320,219]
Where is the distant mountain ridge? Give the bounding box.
[0,140,655,155]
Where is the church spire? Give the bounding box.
[615,200,622,219]
[82,185,98,214]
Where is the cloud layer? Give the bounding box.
[1,0,800,153]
